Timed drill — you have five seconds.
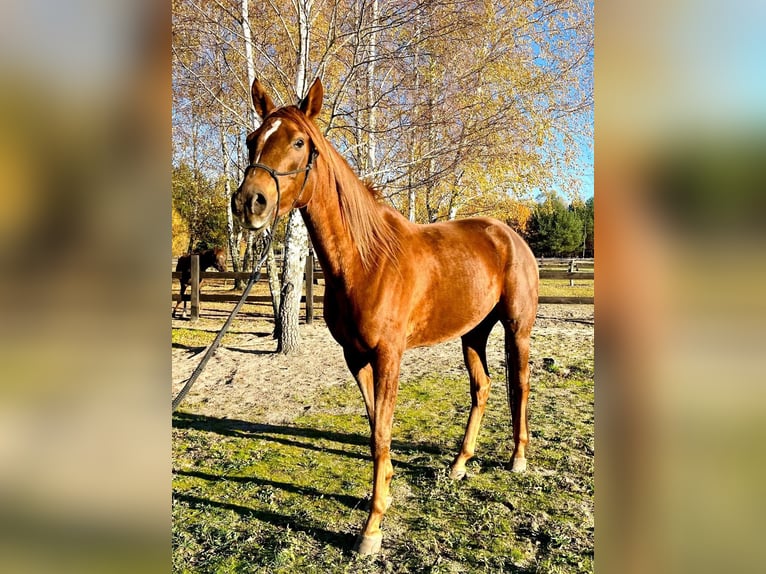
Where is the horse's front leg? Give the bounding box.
[344,349,374,429]
[354,346,402,556]
[175,282,188,318]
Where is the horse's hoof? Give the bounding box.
[354,532,382,555]
[511,457,527,473]
[449,465,466,480]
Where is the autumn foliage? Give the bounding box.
[172,0,593,261]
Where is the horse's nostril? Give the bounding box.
[250,193,269,216]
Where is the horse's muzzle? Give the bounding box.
[231,186,274,231]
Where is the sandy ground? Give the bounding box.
[172,303,594,424]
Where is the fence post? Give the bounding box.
[569,259,575,287]
[305,250,314,324]
[191,254,200,323]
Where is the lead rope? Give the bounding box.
[172,148,317,411]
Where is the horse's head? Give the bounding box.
[213,247,227,272]
[231,77,324,231]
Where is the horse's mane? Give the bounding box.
[274,107,401,270]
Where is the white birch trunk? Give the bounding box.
[265,234,281,322]
[277,0,312,354]
[242,0,280,319]
[408,178,417,222]
[220,118,241,287]
[366,0,379,176]
[242,0,257,128]
[276,210,309,353]
[408,14,421,222]
[294,0,312,98]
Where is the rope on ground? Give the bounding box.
[172,238,271,412]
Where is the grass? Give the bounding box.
[537,279,593,299]
[171,322,255,348]
[172,356,594,572]
[172,327,223,348]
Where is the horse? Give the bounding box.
[231,78,539,555]
[172,247,227,318]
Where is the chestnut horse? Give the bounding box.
[231,78,538,555]
[172,247,227,318]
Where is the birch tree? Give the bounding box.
[172,0,594,337]
[241,0,281,318]
[276,0,314,354]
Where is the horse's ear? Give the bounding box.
[251,78,275,119]
[299,77,323,120]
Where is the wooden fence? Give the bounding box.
[172,255,593,321]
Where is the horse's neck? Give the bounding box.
[301,169,367,287]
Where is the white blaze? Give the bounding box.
[254,119,282,164]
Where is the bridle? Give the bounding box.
[247,146,319,216]
[172,143,318,412]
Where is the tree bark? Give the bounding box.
[241,230,253,272]
[276,0,313,354]
[408,13,421,223]
[366,0,379,177]
[265,230,281,324]
[276,210,309,353]
[220,113,241,287]
[242,0,281,316]
[242,0,257,129]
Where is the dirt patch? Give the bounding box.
[172,304,593,424]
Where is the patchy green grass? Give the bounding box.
[172,321,254,348]
[172,327,218,348]
[538,279,594,298]
[172,360,593,573]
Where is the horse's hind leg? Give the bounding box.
[505,322,533,473]
[450,315,497,480]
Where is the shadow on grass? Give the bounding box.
[173,491,354,552]
[174,468,362,510]
[173,411,449,472]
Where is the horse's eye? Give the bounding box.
[294,138,305,149]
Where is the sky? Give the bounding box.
[580,144,594,199]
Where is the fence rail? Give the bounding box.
[171,269,594,282]
[172,255,593,321]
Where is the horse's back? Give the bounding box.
[451,216,538,291]
[412,216,534,276]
